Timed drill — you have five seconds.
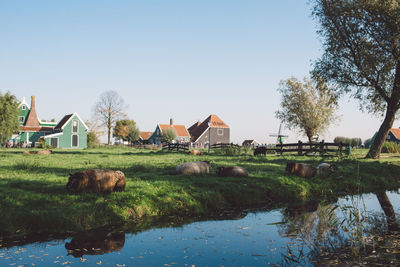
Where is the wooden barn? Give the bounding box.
[188,114,230,147]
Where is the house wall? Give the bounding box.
[18,105,30,125]
[45,115,87,148]
[148,126,162,145]
[196,127,230,146]
[386,132,400,143]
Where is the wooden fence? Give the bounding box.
[162,143,189,152]
[271,141,351,156]
[210,143,241,150]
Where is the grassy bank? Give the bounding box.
[1,146,400,238]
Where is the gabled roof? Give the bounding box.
[189,114,229,142]
[390,128,400,140]
[159,124,190,137]
[140,131,153,140]
[188,120,201,133]
[242,139,260,145]
[18,96,30,109]
[55,113,89,130]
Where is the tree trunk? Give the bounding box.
[376,191,400,232]
[366,103,397,159]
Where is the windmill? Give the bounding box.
[269,123,288,145]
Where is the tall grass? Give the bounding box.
[381,141,400,153]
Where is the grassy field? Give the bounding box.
[1,146,400,238]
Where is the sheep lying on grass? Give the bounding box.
[216,166,248,177]
[286,162,317,178]
[176,161,210,175]
[317,163,338,174]
[66,169,126,193]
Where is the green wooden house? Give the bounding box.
[43,113,88,149]
[14,96,88,148]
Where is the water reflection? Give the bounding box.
[65,230,125,257]
[1,191,400,266]
[279,191,400,266]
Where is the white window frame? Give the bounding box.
[71,134,79,147]
[217,129,223,135]
[72,120,79,133]
[18,116,25,123]
[50,137,59,148]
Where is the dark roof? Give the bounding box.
[55,114,73,129]
[189,114,229,142]
[188,121,201,133]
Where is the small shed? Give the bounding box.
[242,140,260,148]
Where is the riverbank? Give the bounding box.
[1,146,400,238]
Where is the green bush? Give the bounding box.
[381,142,400,153]
[87,132,100,148]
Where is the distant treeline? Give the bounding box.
[333,136,362,147]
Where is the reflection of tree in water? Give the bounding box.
[65,230,125,258]
[279,201,339,241]
[280,192,400,266]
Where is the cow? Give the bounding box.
[66,169,126,193]
[175,161,210,175]
[216,166,248,177]
[188,150,204,156]
[286,162,317,178]
[254,146,267,156]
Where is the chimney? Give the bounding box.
[170,118,174,126]
[24,96,40,127]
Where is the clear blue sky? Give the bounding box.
[0,0,387,143]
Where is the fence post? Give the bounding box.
[320,140,325,156]
[298,140,302,156]
[339,142,343,156]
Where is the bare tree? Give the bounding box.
[311,0,400,159]
[93,90,127,145]
[275,77,339,142]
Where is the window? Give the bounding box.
[50,138,58,148]
[217,129,223,135]
[18,116,24,123]
[72,120,78,133]
[72,135,78,147]
[22,105,26,110]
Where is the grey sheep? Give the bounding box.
[175,161,210,175]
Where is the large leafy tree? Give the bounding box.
[311,0,400,159]
[113,119,140,144]
[275,77,339,142]
[0,92,19,143]
[93,90,126,145]
[161,128,177,143]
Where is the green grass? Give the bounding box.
[1,146,400,238]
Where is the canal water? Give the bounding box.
[1,191,399,266]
